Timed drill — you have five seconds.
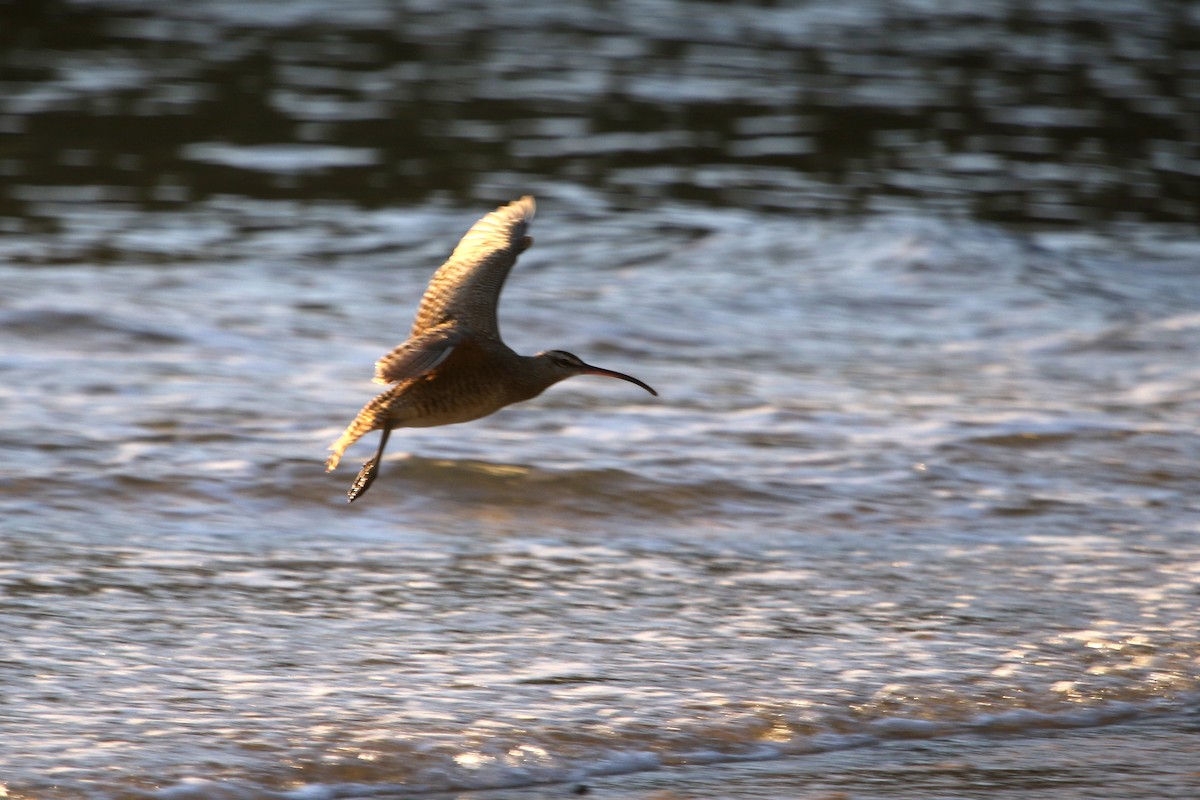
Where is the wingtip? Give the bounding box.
[510,195,536,220]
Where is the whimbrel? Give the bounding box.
[326,196,657,502]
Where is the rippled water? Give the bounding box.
[2,1,1199,798]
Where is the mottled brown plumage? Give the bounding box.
[326,196,657,502]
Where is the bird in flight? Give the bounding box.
[326,196,657,502]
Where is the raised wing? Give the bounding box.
[410,196,535,340]
[373,322,463,384]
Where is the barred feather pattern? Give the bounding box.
[411,196,535,339]
[324,389,398,471]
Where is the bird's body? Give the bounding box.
[326,196,656,501]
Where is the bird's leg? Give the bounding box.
[347,427,391,503]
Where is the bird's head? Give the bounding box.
[534,350,658,396]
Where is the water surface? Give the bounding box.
[1,1,1198,798]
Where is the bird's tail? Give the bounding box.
[325,393,393,471]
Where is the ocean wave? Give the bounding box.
[265,455,783,520]
[0,308,187,346]
[130,699,1188,800]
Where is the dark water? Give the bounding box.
[3,0,1199,227]
[2,1,1199,799]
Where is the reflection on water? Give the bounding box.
[2,0,1198,228]
[3,202,1198,798]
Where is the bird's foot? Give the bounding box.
[347,457,380,503]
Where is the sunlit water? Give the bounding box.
[2,1,1199,798]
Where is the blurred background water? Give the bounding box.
[1,1,1199,798]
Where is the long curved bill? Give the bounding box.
[578,362,658,396]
